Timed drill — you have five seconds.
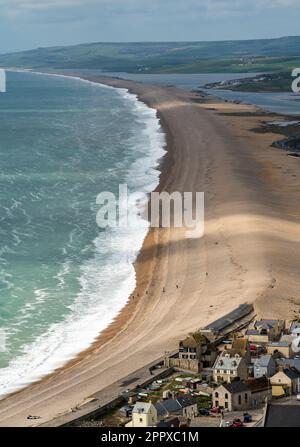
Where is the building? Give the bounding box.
[165,332,217,373]
[266,341,292,358]
[213,351,248,383]
[212,382,251,411]
[126,402,157,427]
[157,417,181,428]
[281,358,300,373]
[253,355,277,379]
[221,338,251,364]
[264,403,300,427]
[245,319,285,343]
[245,377,272,407]
[155,396,197,421]
[270,368,300,397]
[289,321,300,337]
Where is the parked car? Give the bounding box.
[210,407,221,414]
[199,408,210,416]
[296,394,300,401]
[230,418,243,428]
[243,413,252,423]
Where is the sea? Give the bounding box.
[0,69,298,399]
[76,70,300,116]
[0,70,166,397]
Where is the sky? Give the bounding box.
[0,0,299,53]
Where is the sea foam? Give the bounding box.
[0,72,166,398]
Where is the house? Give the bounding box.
[270,367,300,397]
[245,319,284,343]
[253,355,277,379]
[289,321,300,337]
[266,341,292,358]
[281,358,300,374]
[165,332,217,373]
[221,338,251,364]
[213,351,248,383]
[157,417,181,428]
[155,396,197,421]
[126,402,157,427]
[264,403,300,427]
[212,382,251,411]
[119,405,133,419]
[245,377,272,407]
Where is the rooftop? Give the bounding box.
[281,358,300,373]
[282,368,300,380]
[155,396,196,417]
[255,319,280,328]
[246,329,263,336]
[180,332,205,348]
[214,352,243,371]
[254,355,273,368]
[245,377,271,392]
[132,402,153,414]
[264,404,300,427]
[221,382,250,394]
[267,341,290,347]
[290,321,300,332]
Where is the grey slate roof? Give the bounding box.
[283,368,300,380]
[246,329,261,336]
[132,402,153,414]
[264,404,300,427]
[204,304,253,333]
[157,417,180,427]
[282,359,300,373]
[214,352,242,371]
[176,395,196,408]
[254,355,273,368]
[255,320,278,328]
[155,396,196,417]
[222,382,250,394]
[155,399,182,417]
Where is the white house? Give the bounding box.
[126,402,157,427]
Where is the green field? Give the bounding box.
[0,36,299,74]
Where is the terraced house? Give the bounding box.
[213,351,248,383]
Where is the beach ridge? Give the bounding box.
[0,77,299,426]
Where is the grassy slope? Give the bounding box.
[210,71,298,92]
[0,37,299,74]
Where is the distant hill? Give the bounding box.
[0,36,299,73]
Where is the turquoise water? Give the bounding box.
[205,89,300,116]
[69,70,299,115]
[0,71,165,396]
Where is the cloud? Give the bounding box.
[1,0,299,22]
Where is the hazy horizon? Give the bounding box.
[1,34,300,56]
[0,0,300,53]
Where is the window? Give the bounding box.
[225,393,228,399]
[215,392,219,398]
[225,402,228,409]
[238,395,242,405]
[245,393,248,402]
[139,418,143,423]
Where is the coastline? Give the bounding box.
[0,71,166,399]
[0,76,299,426]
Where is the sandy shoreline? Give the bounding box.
[0,76,299,426]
